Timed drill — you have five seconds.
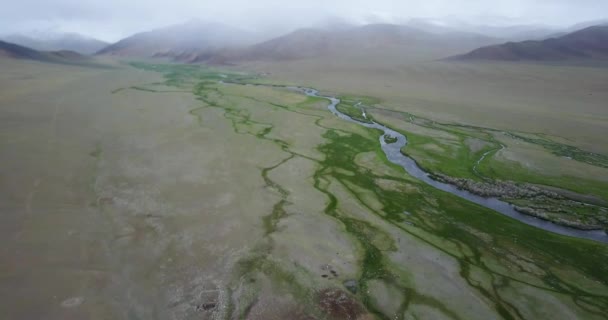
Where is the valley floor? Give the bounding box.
[0,59,607,320]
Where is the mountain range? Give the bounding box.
[452,25,608,61]
[0,40,94,65]
[96,20,259,56]
[1,32,108,54]
[3,19,608,66]
[404,18,560,41]
[95,20,608,65]
[151,23,502,64]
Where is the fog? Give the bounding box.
[1,0,607,41]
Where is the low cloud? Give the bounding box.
[1,0,606,41]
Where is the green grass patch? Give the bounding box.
[479,157,608,201]
[506,132,608,169]
[336,102,371,123]
[400,130,497,180]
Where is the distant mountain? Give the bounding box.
[97,20,257,57]
[465,25,558,41]
[2,33,108,54]
[172,23,501,64]
[153,28,331,64]
[451,26,608,61]
[232,28,332,61]
[0,40,92,65]
[404,18,559,41]
[566,19,608,33]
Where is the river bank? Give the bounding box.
[431,172,608,231]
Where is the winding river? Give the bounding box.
[292,87,608,244]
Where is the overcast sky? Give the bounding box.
[1,0,607,41]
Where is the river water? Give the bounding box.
[293,87,608,244]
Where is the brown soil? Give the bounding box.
[317,288,364,320]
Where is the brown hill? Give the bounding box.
[451,25,608,61]
[166,24,500,64]
[0,40,104,68]
[97,20,256,57]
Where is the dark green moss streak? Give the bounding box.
[261,154,294,235]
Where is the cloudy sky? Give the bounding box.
[1,0,607,41]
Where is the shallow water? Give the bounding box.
[295,87,608,244]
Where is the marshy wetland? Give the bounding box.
[1,60,607,320]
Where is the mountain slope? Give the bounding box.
[405,19,559,41]
[97,20,256,57]
[452,26,608,61]
[3,33,108,54]
[0,40,93,65]
[230,28,333,61]
[176,23,500,64]
[566,19,608,33]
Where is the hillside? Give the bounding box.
[0,40,93,65]
[406,19,559,41]
[97,20,256,57]
[2,33,108,54]
[452,25,608,61]
[173,23,500,64]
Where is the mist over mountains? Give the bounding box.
[1,32,107,54]
[2,16,608,65]
[155,23,501,64]
[96,20,263,57]
[92,18,608,65]
[0,39,94,65]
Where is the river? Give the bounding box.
[291,87,608,244]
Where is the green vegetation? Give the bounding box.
[336,102,371,123]
[508,197,608,229]
[401,129,497,180]
[383,135,398,144]
[361,106,608,229]
[126,62,608,319]
[337,95,379,123]
[371,107,608,183]
[318,126,608,320]
[504,132,608,169]
[4,55,607,320]
[478,156,608,201]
